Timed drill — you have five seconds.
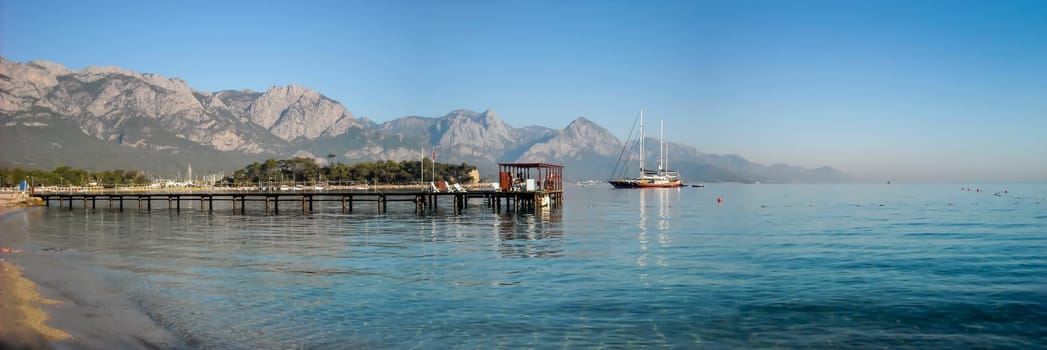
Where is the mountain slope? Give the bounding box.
[247,85,358,140]
[1,59,356,157]
[1,57,847,182]
[0,114,267,175]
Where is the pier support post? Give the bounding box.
[209,196,214,213]
[119,196,124,211]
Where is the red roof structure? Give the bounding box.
[497,162,563,193]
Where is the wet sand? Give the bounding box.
[0,258,69,349]
[1,193,56,349]
[1,198,188,349]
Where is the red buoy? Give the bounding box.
[717,196,723,204]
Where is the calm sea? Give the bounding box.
[3,184,1046,349]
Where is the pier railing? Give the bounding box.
[26,182,503,194]
[29,184,561,214]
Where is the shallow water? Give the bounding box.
[3,184,1046,348]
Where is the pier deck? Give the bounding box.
[30,188,562,214]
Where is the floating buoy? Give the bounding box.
[717,197,723,204]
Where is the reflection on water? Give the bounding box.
[496,212,564,259]
[3,184,1046,349]
[637,188,675,283]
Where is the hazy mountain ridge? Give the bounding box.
[1,59,355,155]
[1,58,847,182]
[519,117,622,163]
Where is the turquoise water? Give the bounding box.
[3,184,1046,348]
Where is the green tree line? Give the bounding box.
[0,166,150,187]
[0,158,478,188]
[224,158,477,185]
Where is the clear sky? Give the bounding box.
[3,0,1046,181]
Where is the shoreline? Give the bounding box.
[0,195,187,349]
[0,257,70,349]
[1,193,61,349]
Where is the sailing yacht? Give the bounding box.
[609,110,683,188]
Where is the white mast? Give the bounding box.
[659,120,664,172]
[665,136,669,175]
[663,122,669,175]
[639,109,645,175]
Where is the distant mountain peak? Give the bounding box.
[26,60,71,76]
[264,84,318,98]
[248,84,354,140]
[447,109,477,117]
[1,57,848,183]
[566,116,597,128]
[480,108,498,120]
[519,115,622,164]
[78,65,140,80]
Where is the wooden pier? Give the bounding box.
[30,162,565,215]
[31,188,562,215]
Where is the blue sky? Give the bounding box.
[3,0,1046,181]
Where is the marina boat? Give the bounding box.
[609,110,683,189]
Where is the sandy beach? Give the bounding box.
[0,193,186,349]
[0,258,69,349]
[1,192,58,349]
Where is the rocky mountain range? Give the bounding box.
[1,57,847,183]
